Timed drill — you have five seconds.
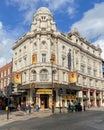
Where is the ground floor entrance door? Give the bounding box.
[40,94,49,109]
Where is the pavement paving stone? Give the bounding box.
[0,107,104,126]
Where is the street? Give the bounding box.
[0,110,104,130]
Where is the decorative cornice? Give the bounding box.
[12,30,102,61]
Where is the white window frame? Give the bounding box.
[42,54,46,63]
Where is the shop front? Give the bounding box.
[83,88,89,107]
[36,89,53,109]
[90,89,95,107]
[62,95,76,107]
[96,90,101,107]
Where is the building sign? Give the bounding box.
[62,95,76,99]
[36,89,52,94]
[14,73,21,84]
[35,83,51,88]
[51,54,56,64]
[32,54,37,64]
[69,72,77,83]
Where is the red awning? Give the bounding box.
[90,89,95,92]
[96,90,100,93]
[83,88,89,92]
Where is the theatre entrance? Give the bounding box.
[40,94,49,109]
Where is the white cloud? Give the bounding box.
[44,0,74,11]
[6,0,37,24]
[67,7,75,18]
[0,57,7,67]
[71,2,104,59]
[6,0,75,24]
[94,38,104,58]
[0,21,14,67]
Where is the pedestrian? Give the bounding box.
[28,104,31,114]
[9,103,12,112]
[70,100,74,112]
[17,104,20,111]
[68,102,71,112]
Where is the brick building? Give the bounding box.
[0,61,13,95]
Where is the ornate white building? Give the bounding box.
[12,7,104,109]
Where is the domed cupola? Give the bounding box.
[31,7,56,32]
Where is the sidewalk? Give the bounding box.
[0,107,104,126]
[0,109,54,126]
[86,106,104,111]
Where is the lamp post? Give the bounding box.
[50,58,54,114]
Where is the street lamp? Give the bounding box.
[50,58,54,114]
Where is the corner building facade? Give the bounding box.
[12,7,104,109]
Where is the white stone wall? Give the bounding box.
[12,7,104,107]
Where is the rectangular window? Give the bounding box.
[1,72,3,78]
[4,70,6,77]
[63,72,65,81]
[88,68,91,75]
[8,68,10,75]
[93,70,96,77]
[95,80,98,87]
[4,79,6,87]
[89,79,92,87]
[24,73,26,82]
[42,54,46,63]
[81,65,85,73]
[82,77,86,86]
[33,74,36,81]
[62,58,65,67]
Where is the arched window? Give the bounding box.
[62,45,65,50]
[40,69,48,81]
[31,70,36,81]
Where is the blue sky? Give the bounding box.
[0,0,104,67]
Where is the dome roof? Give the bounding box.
[36,7,52,15]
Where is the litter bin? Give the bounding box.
[36,105,39,112]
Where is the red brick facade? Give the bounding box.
[0,61,13,91]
